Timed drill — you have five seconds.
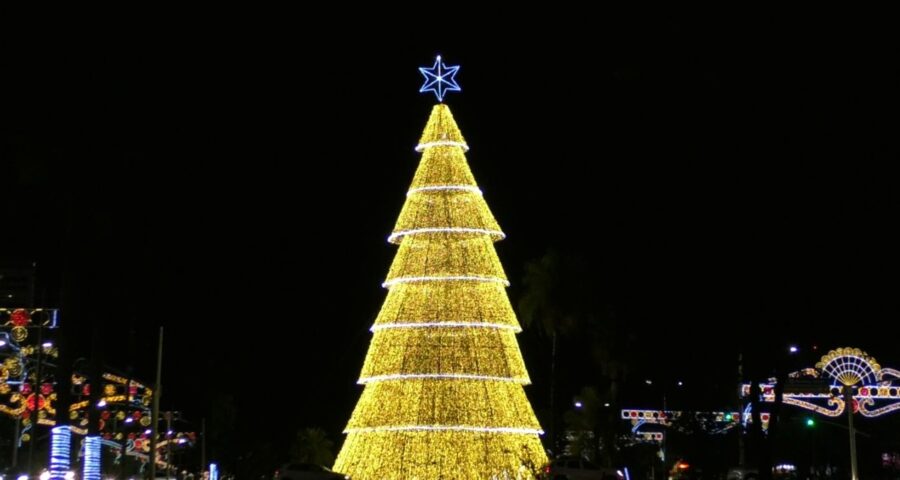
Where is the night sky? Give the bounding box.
[3,11,900,463]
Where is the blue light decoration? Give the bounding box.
[84,436,101,480]
[49,426,71,480]
[418,55,461,102]
[210,463,219,480]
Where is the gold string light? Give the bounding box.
[334,104,547,479]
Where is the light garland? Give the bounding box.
[358,373,528,384]
[407,185,482,196]
[782,396,845,417]
[390,195,503,244]
[414,140,469,152]
[385,231,508,283]
[344,379,541,440]
[370,322,521,332]
[859,401,900,417]
[383,275,509,288]
[388,227,504,243]
[346,425,543,435]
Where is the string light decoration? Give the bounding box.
[0,308,60,446]
[333,98,547,477]
[741,347,900,419]
[621,408,772,441]
[816,347,881,386]
[84,435,101,480]
[418,55,461,102]
[49,425,71,480]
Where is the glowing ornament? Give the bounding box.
[418,55,461,102]
[10,308,31,326]
[11,326,27,342]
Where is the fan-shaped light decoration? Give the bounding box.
[816,347,881,386]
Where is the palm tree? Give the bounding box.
[518,249,588,448]
[518,249,633,461]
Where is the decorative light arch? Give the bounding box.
[742,347,900,418]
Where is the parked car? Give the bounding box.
[274,463,349,480]
[542,456,625,480]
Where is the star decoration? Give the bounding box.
[418,55,461,102]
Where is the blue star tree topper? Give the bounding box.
[419,55,461,102]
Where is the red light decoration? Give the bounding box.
[10,309,31,327]
[25,394,45,412]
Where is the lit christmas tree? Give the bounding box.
[333,57,548,479]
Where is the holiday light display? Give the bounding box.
[0,308,60,444]
[49,425,71,480]
[84,435,101,480]
[333,59,547,479]
[621,409,771,433]
[418,55,461,102]
[742,347,900,418]
[2,309,192,475]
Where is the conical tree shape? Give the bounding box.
[334,104,547,479]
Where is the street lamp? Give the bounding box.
[789,345,799,354]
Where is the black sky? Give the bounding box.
[3,10,900,459]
